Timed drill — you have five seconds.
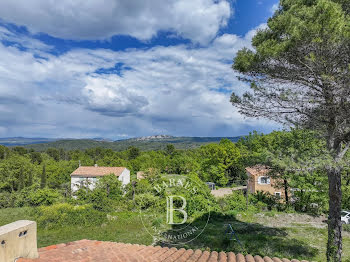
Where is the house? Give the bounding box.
[246,165,285,198]
[136,168,159,180]
[70,165,130,193]
[136,171,145,180]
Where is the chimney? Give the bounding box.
[94,164,98,167]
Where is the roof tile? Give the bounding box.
[16,240,308,262]
[71,166,126,177]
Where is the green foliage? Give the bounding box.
[217,192,267,214]
[0,130,337,218]
[46,148,60,161]
[30,151,43,164]
[134,193,160,209]
[40,164,46,189]
[96,174,123,200]
[128,146,141,160]
[2,186,63,207]
[0,191,18,208]
[88,190,114,212]
[0,154,38,192]
[0,145,9,159]
[26,188,62,206]
[165,144,176,156]
[199,139,243,186]
[344,224,350,232]
[35,203,107,229]
[12,146,28,156]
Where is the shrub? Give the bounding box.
[218,192,248,213]
[134,193,160,210]
[35,203,107,229]
[89,189,114,212]
[13,187,62,207]
[27,188,62,206]
[0,192,18,208]
[217,192,270,214]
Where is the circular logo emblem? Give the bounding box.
[138,174,211,245]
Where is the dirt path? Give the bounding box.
[240,213,328,229]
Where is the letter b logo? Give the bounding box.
[166,196,187,225]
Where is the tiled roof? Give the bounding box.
[71,166,126,177]
[245,165,270,177]
[17,240,308,262]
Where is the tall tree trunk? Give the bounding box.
[327,166,342,262]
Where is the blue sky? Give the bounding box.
[0,0,280,139]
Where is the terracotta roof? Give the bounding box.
[71,166,127,177]
[17,240,308,262]
[245,165,270,177]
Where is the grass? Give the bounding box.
[1,207,350,261]
[0,207,153,248]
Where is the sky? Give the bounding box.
[0,0,280,139]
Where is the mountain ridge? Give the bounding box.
[0,136,243,151]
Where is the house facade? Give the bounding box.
[70,165,130,193]
[246,165,285,198]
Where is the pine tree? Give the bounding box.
[40,164,47,189]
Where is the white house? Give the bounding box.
[70,165,130,193]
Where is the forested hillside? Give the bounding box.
[16,136,242,151]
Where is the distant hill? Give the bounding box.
[0,135,242,151]
[0,137,57,146]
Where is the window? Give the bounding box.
[274,192,281,199]
[258,176,270,185]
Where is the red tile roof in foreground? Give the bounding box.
[71,166,127,177]
[17,239,308,262]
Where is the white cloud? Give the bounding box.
[270,3,279,14]
[0,0,231,45]
[0,24,278,138]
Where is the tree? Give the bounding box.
[231,1,350,260]
[264,130,326,205]
[0,155,37,192]
[128,146,140,160]
[12,146,28,156]
[30,151,43,164]
[40,164,47,189]
[199,140,242,186]
[0,145,9,159]
[46,148,60,161]
[165,144,176,156]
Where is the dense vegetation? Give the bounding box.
[1,129,350,213]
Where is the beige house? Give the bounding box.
[246,165,285,198]
[70,165,130,193]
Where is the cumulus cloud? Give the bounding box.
[0,0,231,45]
[0,24,278,138]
